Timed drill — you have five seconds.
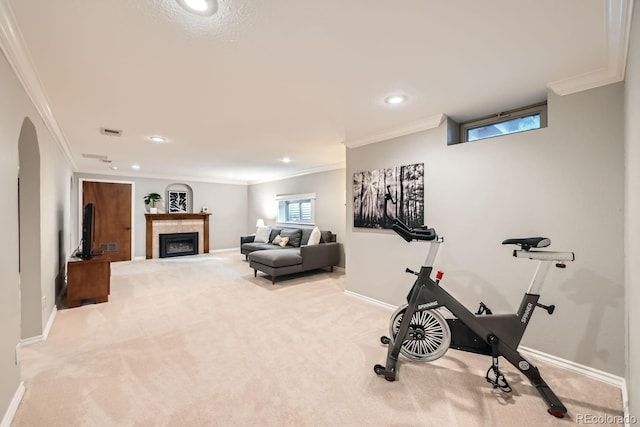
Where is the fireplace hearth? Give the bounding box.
[159,232,199,258]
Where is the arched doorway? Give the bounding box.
[18,117,42,339]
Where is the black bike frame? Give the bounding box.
[411,265,539,350]
[376,215,575,416]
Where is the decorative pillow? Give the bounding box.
[272,235,289,247]
[300,228,313,245]
[280,228,303,247]
[307,227,321,245]
[268,228,282,243]
[254,226,271,243]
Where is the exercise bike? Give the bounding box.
[373,185,575,418]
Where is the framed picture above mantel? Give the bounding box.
[168,190,189,213]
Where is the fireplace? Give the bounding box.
[145,213,210,259]
[159,232,199,258]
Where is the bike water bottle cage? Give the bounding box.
[502,237,550,251]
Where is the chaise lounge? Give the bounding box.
[241,227,340,284]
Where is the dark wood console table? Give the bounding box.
[66,256,111,308]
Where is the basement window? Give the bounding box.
[460,102,547,143]
[276,193,316,225]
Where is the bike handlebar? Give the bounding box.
[391,222,437,242]
[384,185,437,242]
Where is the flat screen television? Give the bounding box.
[78,203,95,259]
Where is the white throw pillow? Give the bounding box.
[308,226,321,245]
[254,226,271,243]
[272,235,289,247]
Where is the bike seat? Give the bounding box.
[502,237,550,251]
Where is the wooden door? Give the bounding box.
[82,181,132,262]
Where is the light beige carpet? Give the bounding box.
[13,252,624,426]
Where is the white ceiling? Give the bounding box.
[0,0,632,184]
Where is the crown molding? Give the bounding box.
[75,168,250,186]
[76,161,346,186]
[344,113,446,149]
[247,161,346,185]
[0,0,76,169]
[548,0,633,96]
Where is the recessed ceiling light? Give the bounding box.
[110,166,119,170]
[385,95,408,105]
[176,0,217,16]
[149,136,168,143]
[131,164,141,170]
[282,157,291,163]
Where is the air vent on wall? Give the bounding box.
[100,128,122,137]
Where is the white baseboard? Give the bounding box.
[621,378,631,427]
[19,305,57,348]
[18,333,45,364]
[0,381,24,427]
[42,305,57,340]
[210,247,238,254]
[133,248,238,260]
[18,335,43,347]
[519,346,629,422]
[518,346,626,388]
[345,289,629,417]
[343,289,396,311]
[17,305,58,364]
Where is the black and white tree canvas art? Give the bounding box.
[353,163,424,229]
[168,190,188,213]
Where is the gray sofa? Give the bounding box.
[240,227,340,284]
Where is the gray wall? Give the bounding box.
[39,124,73,333]
[0,48,73,420]
[18,118,42,339]
[625,4,639,419]
[346,84,625,376]
[0,48,22,425]
[247,168,346,267]
[75,173,248,257]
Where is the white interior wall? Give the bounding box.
[624,3,639,419]
[346,83,625,376]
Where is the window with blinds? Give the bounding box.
[276,193,316,225]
